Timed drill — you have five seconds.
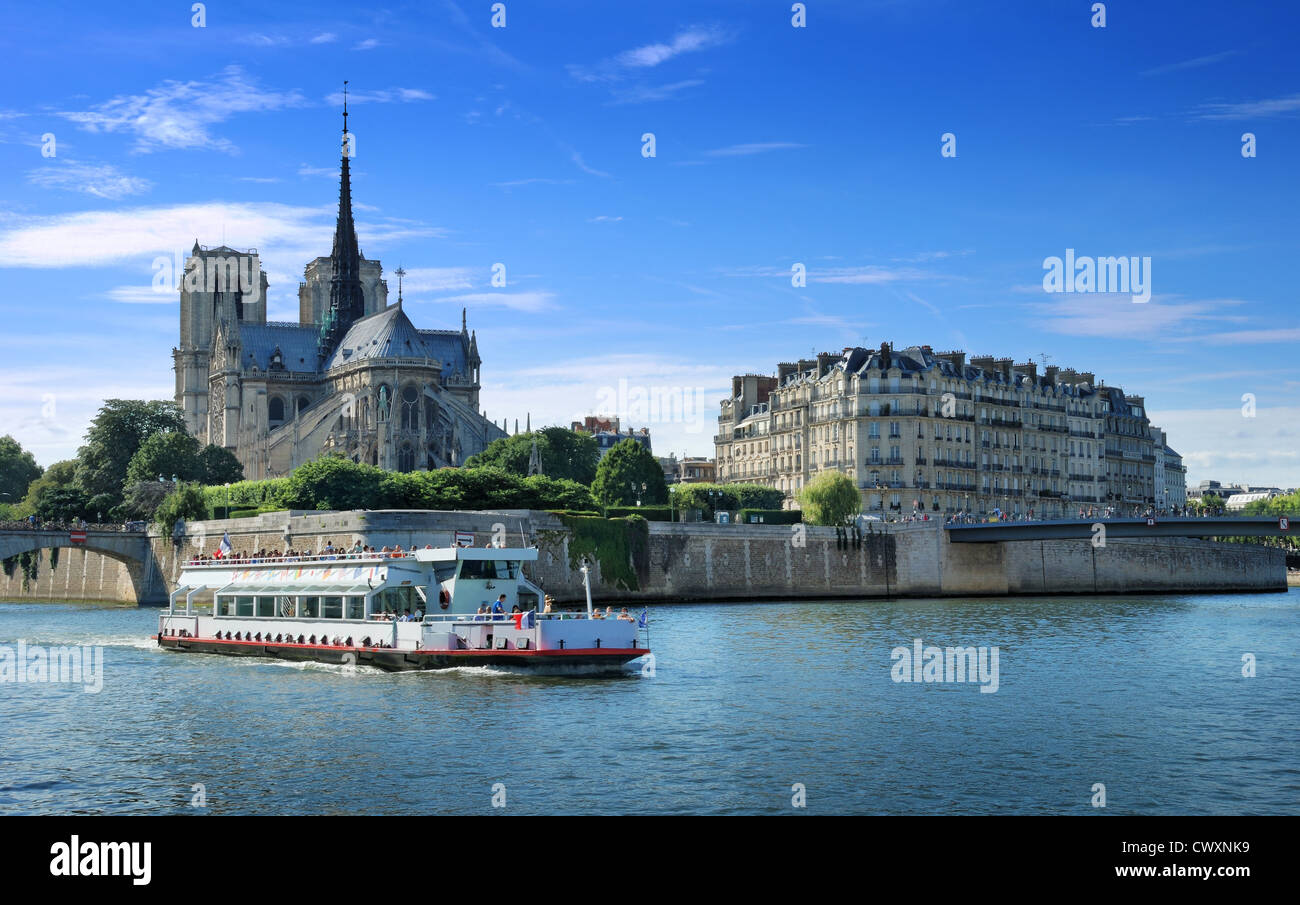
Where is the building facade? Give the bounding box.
[173,106,506,480]
[717,343,1184,518]
[570,416,652,457]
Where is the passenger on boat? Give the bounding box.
[475,603,489,621]
[618,607,633,621]
[492,595,506,619]
[604,606,614,619]
[351,540,363,554]
[544,595,555,614]
[413,607,424,620]
[590,610,603,620]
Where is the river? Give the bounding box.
[1,591,1297,814]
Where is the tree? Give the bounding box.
[591,439,668,507]
[198,444,244,484]
[0,435,42,505]
[798,472,861,526]
[281,456,390,511]
[76,400,186,501]
[18,460,80,517]
[153,483,208,530]
[465,427,599,484]
[35,485,92,523]
[125,431,202,486]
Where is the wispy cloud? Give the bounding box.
[609,79,705,105]
[354,38,380,51]
[1196,93,1300,120]
[588,215,623,223]
[325,87,434,105]
[433,291,556,313]
[1030,294,1246,338]
[310,32,337,44]
[570,151,610,178]
[399,267,475,293]
[59,66,308,154]
[704,142,807,157]
[27,161,151,200]
[569,26,730,86]
[1141,50,1237,77]
[489,177,574,190]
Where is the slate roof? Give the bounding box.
[324,305,468,373]
[238,322,320,371]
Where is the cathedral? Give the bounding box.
[172,102,507,480]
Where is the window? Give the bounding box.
[322,596,344,619]
[268,396,285,424]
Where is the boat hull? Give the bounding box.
[156,635,647,673]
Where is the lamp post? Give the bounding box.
[224,482,231,520]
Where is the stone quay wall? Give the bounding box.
[2,509,1286,605]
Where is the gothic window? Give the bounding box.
[297,395,310,415]
[268,397,285,426]
[398,443,415,473]
[401,385,419,431]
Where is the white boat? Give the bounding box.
[156,544,650,673]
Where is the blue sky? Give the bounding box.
[1,0,1297,487]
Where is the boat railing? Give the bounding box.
[183,551,412,567]
[417,612,640,624]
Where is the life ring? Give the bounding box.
[439,588,451,610]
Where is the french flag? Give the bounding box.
[215,532,232,559]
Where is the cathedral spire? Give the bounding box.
[319,81,366,358]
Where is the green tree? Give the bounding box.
[153,483,208,530]
[281,456,390,511]
[465,427,599,484]
[76,400,186,502]
[18,459,80,517]
[591,439,668,507]
[797,472,861,526]
[0,435,42,506]
[197,444,244,484]
[35,485,92,523]
[125,431,202,486]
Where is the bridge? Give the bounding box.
[945,516,1296,543]
[0,527,167,605]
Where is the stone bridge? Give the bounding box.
[0,528,168,605]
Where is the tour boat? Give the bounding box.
[156,544,650,674]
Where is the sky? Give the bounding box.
[0,0,1297,489]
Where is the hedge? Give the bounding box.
[737,508,801,524]
[606,505,674,521]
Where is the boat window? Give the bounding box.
[237,596,255,617]
[322,596,343,619]
[300,596,320,618]
[256,596,276,617]
[459,559,504,580]
[432,564,457,583]
[345,596,364,620]
[276,596,296,618]
[219,596,237,617]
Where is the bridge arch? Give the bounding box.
[0,530,167,605]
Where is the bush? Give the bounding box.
[737,508,801,525]
[673,482,784,519]
[154,483,208,530]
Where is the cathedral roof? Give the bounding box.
[324,304,466,372]
[239,322,319,371]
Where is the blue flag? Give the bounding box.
[637,607,648,628]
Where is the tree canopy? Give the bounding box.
[126,431,202,486]
[797,472,861,526]
[591,439,668,507]
[0,435,42,506]
[465,427,599,484]
[76,400,186,501]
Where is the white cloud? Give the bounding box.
[1148,405,1300,488]
[26,161,152,200]
[1031,294,1245,338]
[325,87,435,105]
[616,27,728,69]
[1196,93,1300,120]
[59,66,308,154]
[478,352,733,454]
[704,142,807,157]
[399,267,475,293]
[310,33,338,44]
[0,202,446,282]
[588,215,623,223]
[432,291,556,313]
[354,38,380,51]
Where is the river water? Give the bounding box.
[1,591,1297,815]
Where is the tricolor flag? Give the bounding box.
[215,532,232,559]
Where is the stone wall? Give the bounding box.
[4,510,1285,605]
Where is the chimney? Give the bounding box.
[777,361,798,384]
[1045,365,1060,384]
[970,355,995,373]
[816,351,838,376]
[936,350,966,371]
[1015,361,1038,380]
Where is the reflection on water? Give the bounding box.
[1,592,1297,815]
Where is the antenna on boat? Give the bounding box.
[518,519,527,548]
